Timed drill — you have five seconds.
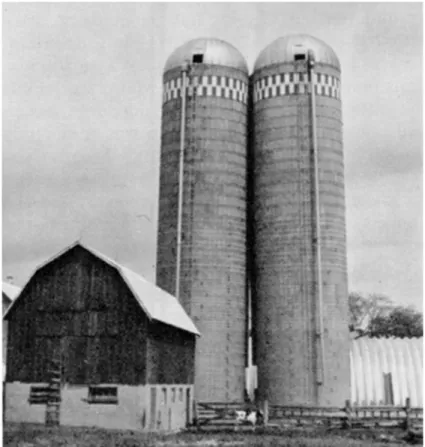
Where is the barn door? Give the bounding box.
[150,387,157,430]
[186,388,191,425]
[383,373,394,405]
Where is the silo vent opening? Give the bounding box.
[192,54,204,63]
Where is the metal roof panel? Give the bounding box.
[165,37,248,73]
[254,34,341,72]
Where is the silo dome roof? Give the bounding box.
[164,38,248,73]
[254,34,340,72]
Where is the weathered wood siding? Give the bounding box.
[6,246,148,384]
[146,321,195,384]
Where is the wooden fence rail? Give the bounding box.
[193,398,423,431]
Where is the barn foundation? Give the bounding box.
[5,382,194,431]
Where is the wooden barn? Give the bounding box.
[4,241,199,431]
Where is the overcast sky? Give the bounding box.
[2,3,422,310]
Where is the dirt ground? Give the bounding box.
[3,423,419,447]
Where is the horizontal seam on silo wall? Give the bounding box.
[254,174,345,185]
[195,182,247,190]
[254,135,343,145]
[253,104,342,116]
[159,148,247,160]
[254,116,344,127]
[189,243,246,251]
[254,125,342,136]
[253,151,344,160]
[178,258,246,267]
[160,118,247,133]
[158,167,246,178]
[172,202,246,211]
[253,229,346,239]
[163,263,246,271]
[183,238,246,245]
[254,228,346,236]
[179,248,247,256]
[189,119,247,132]
[183,162,246,173]
[162,97,248,108]
[192,170,246,181]
[159,224,246,233]
[253,181,346,190]
[161,128,246,138]
[254,159,345,171]
[253,139,343,150]
[185,156,247,164]
[162,106,247,116]
[182,246,246,253]
[254,223,345,234]
[252,228,346,234]
[161,130,246,140]
[187,107,247,118]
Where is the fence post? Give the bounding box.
[344,399,352,429]
[404,397,411,431]
[2,381,5,425]
[263,400,269,426]
[192,399,198,428]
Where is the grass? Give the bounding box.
[3,423,418,447]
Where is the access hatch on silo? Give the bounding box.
[192,54,204,63]
[293,44,307,61]
[192,42,206,64]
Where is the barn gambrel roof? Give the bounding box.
[3,241,200,336]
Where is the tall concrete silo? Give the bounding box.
[251,35,350,406]
[156,38,249,402]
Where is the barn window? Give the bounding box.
[87,386,118,404]
[171,387,176,403]
[28,386,52,405]
[162,387,167,405]
[179,388,183,402]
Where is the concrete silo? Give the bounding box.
[251,35,350,406]
[156,38,249,402]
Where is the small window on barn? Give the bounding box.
[179,388,183,402]
[162,387,167,405]
[87,386,118,404]
[192,54,203,64]
[29,386,51,405]
[171,387,176,403]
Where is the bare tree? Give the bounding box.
[349,292,422,338]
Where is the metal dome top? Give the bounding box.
[164,38,248,73]
[254,34,340,72]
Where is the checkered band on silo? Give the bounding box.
[156,38,249,403]
[253,72,341,102]
[163,75,248,104]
